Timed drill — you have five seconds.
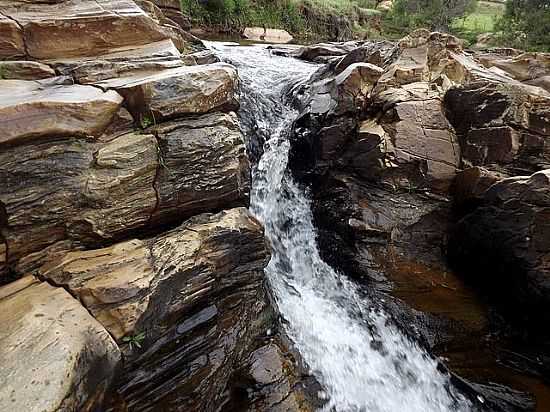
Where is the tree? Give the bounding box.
[391,0,477,31]
[497,0,550,50]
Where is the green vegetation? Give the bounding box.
[496,0,550,51]
[122,332,146,350]
[180,0,548,51]
[451,1,505,44]
[181,0,382,38]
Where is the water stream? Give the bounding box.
[210,43,473,412]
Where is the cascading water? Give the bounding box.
[209,43,473,412]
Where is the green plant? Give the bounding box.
[495,0,550,51]
[0,65,6,80]
[140,112,156,129]
[122,332,146,350]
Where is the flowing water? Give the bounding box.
[209,43,473,412]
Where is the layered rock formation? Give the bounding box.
[0,1,277,411]
[287,29,550,408]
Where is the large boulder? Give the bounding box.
[94,63,239,122]
[0,0,170,59]
[243,27,294,44]
[450,170,550,314]
[0,113,250,276]
[445,81,550,174]
[40,208,270,411]
[0,277,121,412]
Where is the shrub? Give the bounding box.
[390,0,477,32]
[496,0,550,51]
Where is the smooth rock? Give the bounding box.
[0,278,121,412]
[94,63,239,122]
[52,39,183,84]
[1,0,170,59]
[0,79,123,147]
[243,27,294,44]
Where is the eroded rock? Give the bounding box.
[1,0,170,59]
[0,277,121,412]
[95,63,239,122]
[450,170,550,312]
[40,208,270,411]
[0,79,123,147]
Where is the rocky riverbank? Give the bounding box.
[285,30,550,410]
[0,1,311,411]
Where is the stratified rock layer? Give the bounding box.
[40,208,270,411]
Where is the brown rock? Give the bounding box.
[0,113,250,274]
[94,63,239,122]
[1,0,170,59]
[0,79,123,147]
[0,14,25,59]
[453,166,508,207]
[151,112,251,224]
[41,208,270,411]
[0,132,157,267]
[378,84,460,192]
[450,169,550,312]
[243,27,294,44]
[0,278,121,412]
[0,60,55,80]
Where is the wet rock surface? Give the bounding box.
[288,30,550,411]
[0,1,274,411]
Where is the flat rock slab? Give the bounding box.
[51,39,183,84]
[1,0,169,59]
[0,60,56,80]
[0,79,123,147]
[0,277,120,412]
[95,63,239,121]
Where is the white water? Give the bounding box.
[210,43,472,412]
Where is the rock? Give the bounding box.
[453,166,508,208]
[379,88,460,192]
[243,27,294,44]
[1,0,171,59]
[94,63,239,122]
[0,61,55,80]
[241,344,304,412]
[449,169,550,314]
[0,79,123,147]
[445,81,550,174]
[40,207,269,411]
[181,49,220,65]
[0,112,250,274]
[0,277,121,412]
[477,52,550,82]
[334,40,396,75]
[52,39,183,84]
[0,14,25,59]
[150,112,250,224]
[293,41,363,63]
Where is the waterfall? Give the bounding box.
[209,42,472,412]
